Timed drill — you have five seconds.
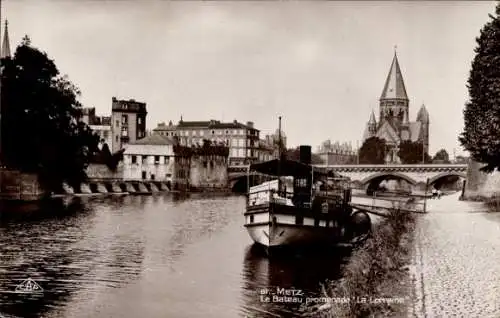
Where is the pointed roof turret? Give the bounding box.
[368,110,376,124]
[417,104,429,123]
[380,51,408,101]
[1,20,11,58]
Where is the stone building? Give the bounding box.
[316,140,357,165]
[362,51,430,163]
[152,121,177,137]
[111,97,147,153]
[189,144,229,191]
[121,135,229,191]
[153,118,259,166]
[262,129,287,159]
[122,134,176,183]
[257,138,275,162]
[171,142,229,191]
[81,107,112,148]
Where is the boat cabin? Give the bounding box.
[247,149,352,214]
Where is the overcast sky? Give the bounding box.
[3,0,497,156]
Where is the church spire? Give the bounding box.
[380,51,408,101]
[417,103,429,123]
[368,110,376,124]
[1,19,10,58]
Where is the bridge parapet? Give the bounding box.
[315,164,467,173]
[229,164,467,173]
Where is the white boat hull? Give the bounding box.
[244,207,343,248]
[246,223,340,248]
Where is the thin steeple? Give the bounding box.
[368,110,376,124]
[417,103,429,123]
[380,50,408,101]
[1,19,10,58]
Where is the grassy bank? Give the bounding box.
[307,209,417,317]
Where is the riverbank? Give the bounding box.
[305,205,417,317]
[411,192,500,317]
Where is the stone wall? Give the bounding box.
[0,169,46,200]
[86,163,124,179]
[462,159,500,200]
[189,155,228,190]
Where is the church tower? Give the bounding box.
[367,110,377,135]
[1,20,10,58]
[379,50,409,131]
[416,103,430,154]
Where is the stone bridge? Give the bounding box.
[228,163,468,191]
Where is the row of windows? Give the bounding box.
[116,115,143,127]
[156,130,260,139]
[230,149,258,158]
[141,172,172,180]
[131,155,171,164]
[176,129,246,137]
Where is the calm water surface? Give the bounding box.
[0,194,347,318]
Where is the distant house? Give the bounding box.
[81,107,112,148]
[153,118,259,166]
[122,135,230,191]
[122,134,176,183]
[316,140,356,164]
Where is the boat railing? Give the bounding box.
[247,188,294,206]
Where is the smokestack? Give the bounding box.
[299,145,311,165]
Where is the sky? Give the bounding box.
[3,0,497,156]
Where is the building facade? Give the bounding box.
[316,140,357,165]
[81,108,112,148]
[122,134,175,183]
[189,146,229,190]
[362,52,430,163]
[122,135,229,191]
[257,138,275,162]
[111,97,147,153]
[153,119,259,166]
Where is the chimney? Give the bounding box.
[246,121,254,128]
[299,145,312,165]
[233,119,238,124]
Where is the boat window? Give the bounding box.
[295,178,307,187]
[295,215,304,225]
[250,215,254,223]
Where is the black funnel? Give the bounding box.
[299,145,311,165]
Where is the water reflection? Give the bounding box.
[0,196,146,318]
[0,193,352,318]
[165,193,236,263]
[241,244,349,318]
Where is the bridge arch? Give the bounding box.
[428,171,466,185]
[360,172,418,186]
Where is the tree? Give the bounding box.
[359,137,386,164]
[1,37,100,190]
[459,4,500,172]
[433,149,451,163]
[398,140,431,164]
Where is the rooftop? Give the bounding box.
[175,119,259,131]
[112,97,147,113]
[380,52,408,101]
[130,134,176,146]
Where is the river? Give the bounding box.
[0,194,349,318]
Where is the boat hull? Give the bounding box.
[245,222,341,248]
